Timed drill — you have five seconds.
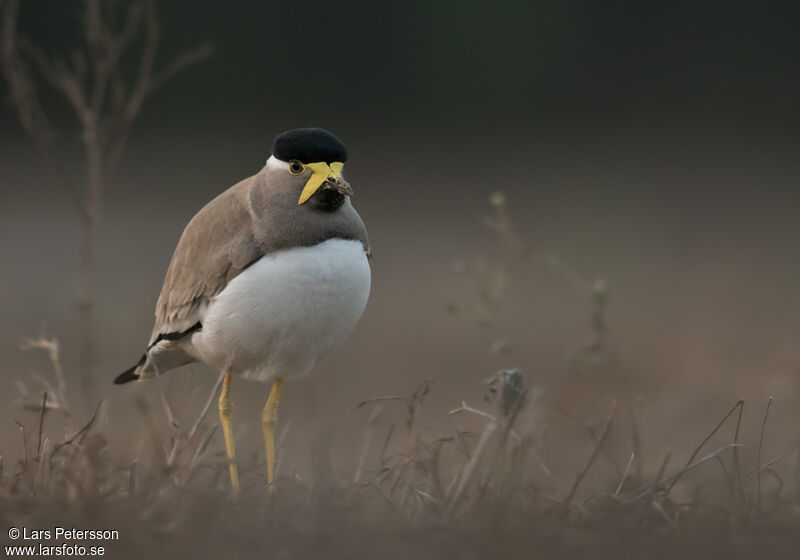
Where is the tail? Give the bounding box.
[114,354,146,385]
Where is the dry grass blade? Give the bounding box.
[614,452,635,498]
[1,362,798,556]
[667,399,744,493]
[733,400,745,503]
[356,396,404,409]
[20,334,69,412]
[14,419,28,472]
[636,450,671,520]
[630,407,644,481]
[634,443,742,501]
[651,500,676,529]
[30,437,50,496]
[499,388,527,446]
[36,391,47,461]
[665,444,743,487]
[51,400,102,459]
[744,454,785,479]
[757,396,773,512]
[380,423,395,463]
[354,405,382,484]
[560,401,617,521]
[165,372,225,467]
[715,455,735,498]
[441,421,497,522]
[186,424,219,482]
[407,379,434,433]
[449,401,498,423]
[185,372,225,444]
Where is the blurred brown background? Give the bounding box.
[1,0,799,475]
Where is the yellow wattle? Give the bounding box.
[297,161,345,205]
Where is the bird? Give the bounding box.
[114,127,371,493]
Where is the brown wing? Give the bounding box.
[149,176,262,344]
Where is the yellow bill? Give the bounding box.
[297,161,345,205]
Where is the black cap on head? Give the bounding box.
[272,128,348,164]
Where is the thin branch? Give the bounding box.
[148,42,212,93]
[87,0,142,116]
[0,0,84,214]
[116,2,145,51]
[105,34,210,177]
[4,0,210,407]
[17,37,61,89]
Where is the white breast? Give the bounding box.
[191,238,371,382]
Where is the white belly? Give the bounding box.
[192,238,371,382]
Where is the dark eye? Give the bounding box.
[288,160,304,175]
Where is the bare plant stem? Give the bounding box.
[615,452,635,498]
[757,397,773,512]
[14,420,28,473]
[733,399,745,504]
[354,406,382,484]
[442,421,497,522]
[561,401,617,521]
[667,400,744,493]
[635,443,742,502]
[0,0,210,405]
[36,392,47,461]
[185,372,226,446]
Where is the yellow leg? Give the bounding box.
[262,377,284,492]
[218,371,240,493]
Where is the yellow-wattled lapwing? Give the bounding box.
[115,128,371,493]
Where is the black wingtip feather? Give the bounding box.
[114,354,145,385]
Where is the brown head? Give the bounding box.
[246,128,369,253]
